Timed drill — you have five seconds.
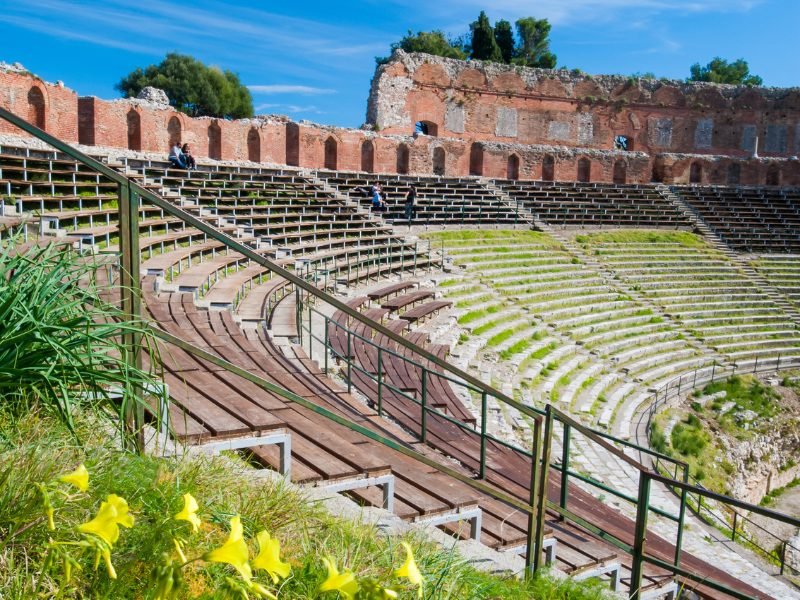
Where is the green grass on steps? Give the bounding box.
[0,409,612,600]
[574,229,706,248]
[421,229,561,246]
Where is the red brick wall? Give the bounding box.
[0,71,78,142]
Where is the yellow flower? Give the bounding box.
[252,530,291,584]
[319,556,359,599]
[204,515,252,582]
[78,494,134,546]
[394,542,423,598]
[59,464,89,492]
[174,493,201,533]
[46,505,55,531]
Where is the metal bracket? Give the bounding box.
[413,506,482,541]
[314,473,395,512]
[192,430,292,478]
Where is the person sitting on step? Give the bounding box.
[168,141,187,169]
[181,143,196,170]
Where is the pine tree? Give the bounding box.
[494,20,515,64]
[514,17,557,69]
[470,11,502,62]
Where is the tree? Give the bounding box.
[514,17,557,68]
[688,57,763,86]
[494,19,515,64]
[116,53,253,119]
[377,30,467,64]
[470,11,502,62]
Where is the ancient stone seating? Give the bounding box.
[495,180,692,229]
[318,171,523,225]
[675,185,800,253]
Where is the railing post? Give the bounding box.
[479,392,487,480]
[323,316,329,374]
[420,368,428,443]
[377,347,384,417]
[711,361,716,383]
[731,511,738,541]
[526,417,543,577]
[346,329,352,394]
[533,406,554,574]
[674,464,689,569]
[780,541,787,576]
[307,302,313,362]
[629,472,652,600]
[118,181,143,453]
[560,423,571,517]
[413,241,418,277]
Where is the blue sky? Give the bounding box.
[0,0,797,128]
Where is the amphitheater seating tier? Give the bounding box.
[495,180,693,229]
[675,185,800,253]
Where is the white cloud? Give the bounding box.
[248,85,336,95]
[255,103,326,115]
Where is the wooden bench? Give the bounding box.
[400,300,453,324]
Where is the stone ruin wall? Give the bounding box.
[1,61,799,185]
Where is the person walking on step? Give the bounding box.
[404,184,416,222]
[169,141,187,169]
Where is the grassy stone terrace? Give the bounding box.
[751,254,800,309]
[424,229,725,442]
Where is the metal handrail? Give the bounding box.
[4,106,799,598]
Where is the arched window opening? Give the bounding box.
[27,86,45,130]
[689,162,703,184]
[126,109,141,151]
[577,157,591,183]
[396,144,410,175]
[208,122,222,160]
[247,128,260,163]
[469,143,484,176]
[361,140,375,173]
[167,116,182,147]
[507,154,520,180]
[432,147,446,176]
[727,163,741,185]
[324,137,338,171]
[766,164,781,186]
[613,160,627,184]
[416,120,438,137]
[542,154,555,181]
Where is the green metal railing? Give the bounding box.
[4,105,800,599]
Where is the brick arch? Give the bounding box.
[414,63,451,86]
[126,109,141,151]
[167,116,182,147]
[652,85,685,107]
[27,86,46,130]
[247,127,260,162]
[208,121,222,160]
[491,72,526,94]
[432,147,446,176]
[507,153,520,180]
[542,154,555,181]
[613,160,627,184]
[577,157,591,182]
[455,68,487,89]
[285,122,300,166]
[727,162,741,185]
[690,161,703,183]
[469,142,484,176]
[324,136,338,170]
[766,163,782,186]
[361,140,375,173]
[396,143,410,175]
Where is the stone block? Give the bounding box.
[741,125,757,154]
[765,124,788,153]
[577,112,594,145]
[445,100,465,134]
[694,118,713,149]
[649,117,673,148]
[547,120,571,142]
[495,107,518,138]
